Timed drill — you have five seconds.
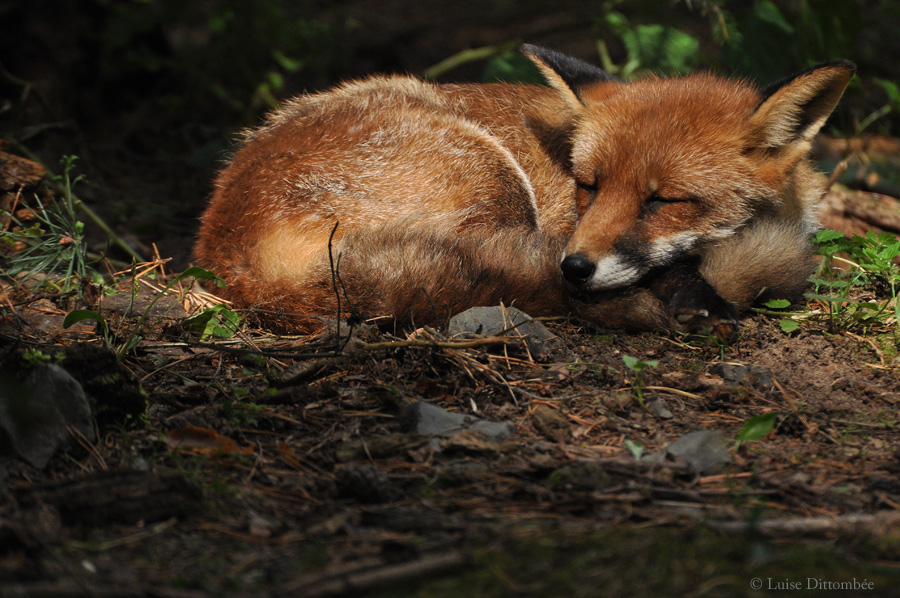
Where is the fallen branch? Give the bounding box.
[358,336,527,350]
[710,512,900,537]
[285,550,469,597]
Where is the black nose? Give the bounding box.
[560,253,596,285]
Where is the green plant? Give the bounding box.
[854,78,900,137]
[86,0,349,125]
[0,156,100,295]
[624,438,644,460]
[716,1,860,84]
[21,348,52,366]
[622,354,658,406]
[63,266,234,359]
[220,391,267,429]
[597,11,700,78]
[761,298,801,333]
[810,229,900,333]
[182,304,241,340]
[757,229,900,338]
[734,413,777,451]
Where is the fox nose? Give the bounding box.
[560,253,596,285]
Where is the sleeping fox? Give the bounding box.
[195,45,854,336]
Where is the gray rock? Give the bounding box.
[647,398,674,419]
[710,362,774,391]
[643,430,730,474]
[0,364,95,469]
[448,306,556,356]
[402,401,514,440]
[30,364,94,438]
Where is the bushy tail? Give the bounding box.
[701,218,816,311]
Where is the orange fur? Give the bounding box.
[195,47,854,333]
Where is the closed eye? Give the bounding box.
[644,193,694,213]
[577,180,598,194]
[575,178,599,213]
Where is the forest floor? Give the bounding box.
[2,144,900,597]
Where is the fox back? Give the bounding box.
[195,46,854,333]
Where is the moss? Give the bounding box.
[372,526,900,597]
[546,461,612,494]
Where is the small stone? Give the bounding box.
[402,401,514,440]
[647,398,674,419]
[448,306,556,357]
[603,392,634,413]
[643,430,731,474]
[709,363,774,391]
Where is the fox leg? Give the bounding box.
[643,258,740,339]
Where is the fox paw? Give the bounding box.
[669,291,739,341]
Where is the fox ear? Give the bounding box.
[748,61,855,150]
[520,44,620,110]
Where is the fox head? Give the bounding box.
[521,45,855,292]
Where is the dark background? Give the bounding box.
[2,0,898,268]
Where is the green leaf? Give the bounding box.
[183,305,241,339]
[804,293,848,303]
[176,266,227,288]
[621,23,699,74]
[482,51,544,84]
[63,309,109,337]
[808,278,850,289]
[779,318,800,333]
[23,223,45,237]
[815,229,845,243]
[624,439,644,460]
[622,355,657,372]
[273,50,303,73]
[753,1,794,35]
[765,299,791,309]
[878,242,900,261]
[874,78,900,108]
[122,335,143,353]
[736,413,777,443]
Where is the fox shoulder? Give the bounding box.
[243,75,456,143]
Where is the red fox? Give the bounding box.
[195,45,854,336]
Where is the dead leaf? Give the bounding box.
[443,429,501,453]
[165,426,252,456]
[531,404,572,441]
